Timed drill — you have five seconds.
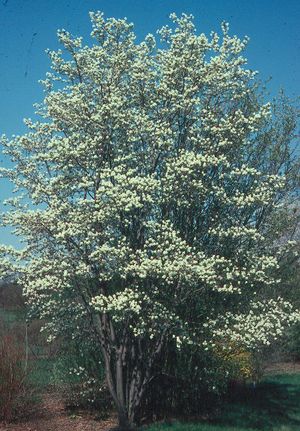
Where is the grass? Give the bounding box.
[29,357,58,388]
[29,354,89,389]
[145,373,300,431]
[0,307,26,324]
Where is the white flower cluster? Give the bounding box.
[208,298,300,350]
[92,287,183,340]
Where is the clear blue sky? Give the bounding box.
[0,0,299,246]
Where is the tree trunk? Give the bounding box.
[117,410,133,431]
[93,312,166,429]
[104,357,147,429]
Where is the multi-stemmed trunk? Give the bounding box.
[108,347,165,428]
[93,313,166,429]
[102,347,153,429]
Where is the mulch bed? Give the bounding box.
[0,393,117,431]
[264,361,300,374]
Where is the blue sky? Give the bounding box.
[0,0,299,246]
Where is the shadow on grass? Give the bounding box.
[211,374,300,430]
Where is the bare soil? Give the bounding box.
[0,393,117,431]
[264,361,300,374]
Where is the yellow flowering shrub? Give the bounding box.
[214,342,259,381]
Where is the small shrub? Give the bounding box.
[63,371,112,417]
[214,342,261,382]
[0,332,39,422]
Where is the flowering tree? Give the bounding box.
[1,12,299,428]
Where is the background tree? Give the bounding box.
[1,12,299,429]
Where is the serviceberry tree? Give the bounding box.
[1,12,299,429]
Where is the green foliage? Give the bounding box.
[139,343,263,423]
[140,346,228,421]
[29,357,57,388]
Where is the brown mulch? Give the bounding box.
[264,361,300,374]
[0,393,117,431]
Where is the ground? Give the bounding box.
[264,361,300,374]
[1,362,300,431]
[0,393,117,431]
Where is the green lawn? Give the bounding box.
[145,373,300,431]
[0,307,26,324]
